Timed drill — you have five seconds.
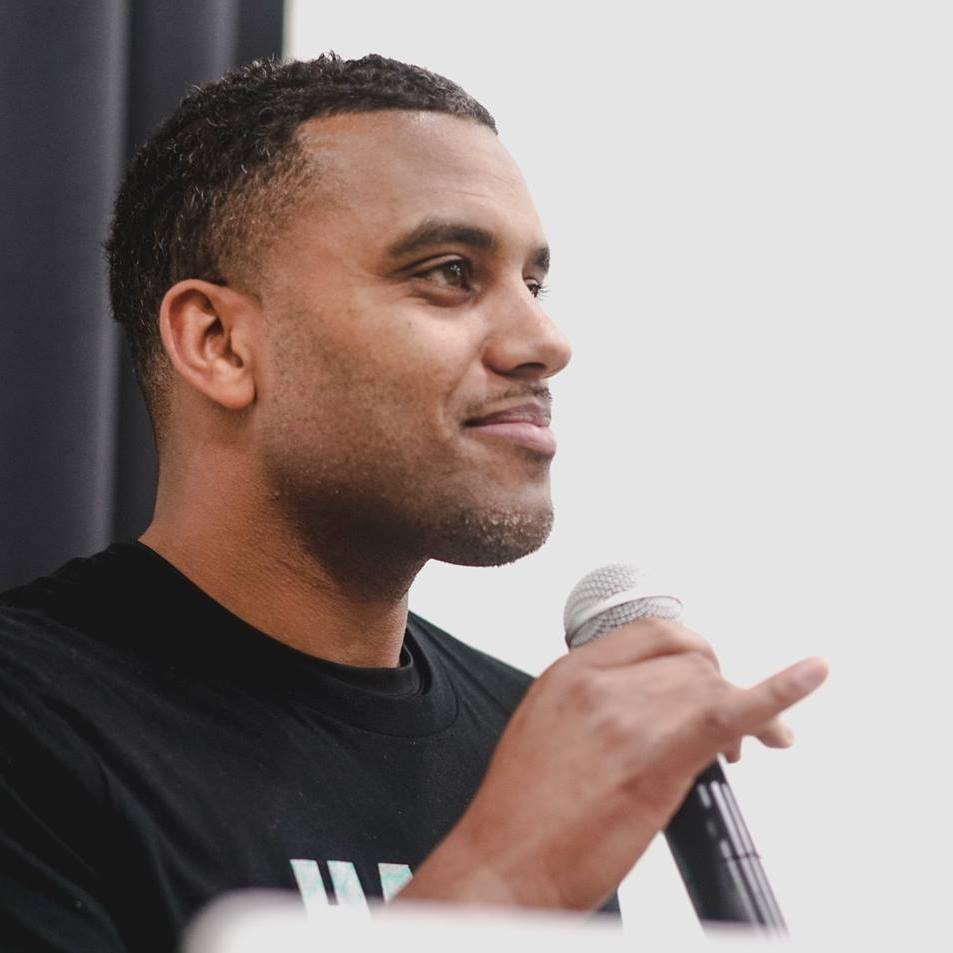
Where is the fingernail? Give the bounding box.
[793,659,828,692]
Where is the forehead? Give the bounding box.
[290,111,543,247]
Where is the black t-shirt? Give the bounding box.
[0,542,618,952]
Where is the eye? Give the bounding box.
[527,279,550,300]
[418,259,473,291]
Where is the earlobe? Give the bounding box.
[159,279,259,412]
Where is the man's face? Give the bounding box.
[251,110,571,568]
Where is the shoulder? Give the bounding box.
[0,545,159,739]
[407,611,533,715]
[0,585,114,812]
[0,568,93,692]
[0,547,128,675]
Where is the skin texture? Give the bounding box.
[139,109,828,909]
[141,112,569,666]
[402,625,827,910]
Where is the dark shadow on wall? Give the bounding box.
[0,0,284,589]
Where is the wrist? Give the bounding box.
[394,813,559,909]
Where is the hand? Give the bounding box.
[398,618,827,911]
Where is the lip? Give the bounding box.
[467,421,557,455]
[464,400,556,455]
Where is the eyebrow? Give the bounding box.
[386,218,550,273]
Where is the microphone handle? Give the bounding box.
[664,760,787,932]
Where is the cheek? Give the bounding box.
[346,309,485,429]
[263,295,485,443]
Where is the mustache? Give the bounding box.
[461,383,552,421]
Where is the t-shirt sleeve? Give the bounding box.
[0,653,128,953]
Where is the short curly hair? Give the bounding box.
[105,53,497,435]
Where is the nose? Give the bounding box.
[481,285,572,382]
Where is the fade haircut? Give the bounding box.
[105,54,497,437]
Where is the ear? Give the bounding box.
[158,279,261,412]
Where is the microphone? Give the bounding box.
[563,564,786,932]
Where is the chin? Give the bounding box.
[429,500,555,568]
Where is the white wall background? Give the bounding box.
[287,2,951,943]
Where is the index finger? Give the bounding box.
[727,657,829,740]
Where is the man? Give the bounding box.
[0,54,826,951]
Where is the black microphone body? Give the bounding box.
[666,760,785,930]
[563,565,786,932]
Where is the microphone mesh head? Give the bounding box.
[563,563,682,650]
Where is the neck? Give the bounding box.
[141,456,424,668]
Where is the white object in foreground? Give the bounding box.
[183,889,887,953]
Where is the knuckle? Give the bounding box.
[639,617,682,644]
[681,632,720,668]
[533,655,578,701]
[544,652,576,682]
[564,667,608,714]
[593,705,632,747]
[684,648,719,676]
[751,678,791,720]
[697,701,736,739]
[647,621,719,665]
[770,676,796,707]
